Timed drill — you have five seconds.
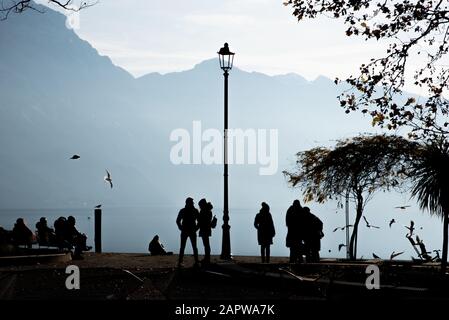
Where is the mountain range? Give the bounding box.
[0,5,376,210]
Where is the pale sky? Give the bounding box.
[35,0,445,98]
[40,0,390,81]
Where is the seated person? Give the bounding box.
[0,225,13,245]
[148,235,172,256]
[12,218,35,248]
[54,216,71,249]
[64,216,92,258]
[36,217,56,246]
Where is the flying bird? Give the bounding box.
[390,251,404,260]
[433,250,441,260]
[389,219,396,228]
[338,244,346,252]
[363,216,380,229]
[372,253,380,259]
[95,204,102,209]
[70,154,80,160]
[104,170,113,188]
[332,225,353,232]
[395,205,411,210]
[405,220,415,237]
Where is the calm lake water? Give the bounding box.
[0,203,444,260]
[0,206,280,256]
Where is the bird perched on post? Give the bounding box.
[104,170,113,188]
[95,204,102,209]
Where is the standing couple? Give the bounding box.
[286,200,324,263]
[176,197,216,267]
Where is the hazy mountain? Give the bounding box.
[2,4,447,260]
[0,5,376,210]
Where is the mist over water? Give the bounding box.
[0,197,444,260]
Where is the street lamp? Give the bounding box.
[218,42,234,260]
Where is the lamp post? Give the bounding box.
[218,43,234,260]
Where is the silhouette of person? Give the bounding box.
[36,217,56,246]
[148,235,173,256]
[176,197,200,266]
[0,225,11,245]
[303,207,324,263]
[12,218,34,248]
[54,216,69,249]
[286,200,304,263]
[198,199,213,264]
[65,216,91,259]
[254,202,275,263]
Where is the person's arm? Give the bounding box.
[176,210,183,230]
[254,215,259,229]
[195,209,200,231]
[208,211,213,226]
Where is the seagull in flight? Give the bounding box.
[405,220,415,237]
[433,250,441,260]
[389,219,396,228]
[104,170,113,189]
[363,216,380,229]
[390,251,404,260]
[395,205,411,210]
[70,154,80,160]
[332,225,353,232]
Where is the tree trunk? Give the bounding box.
[349,192,364,260]
[442,210,449,273]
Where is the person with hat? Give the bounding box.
[198,198,215,264]
[254,202,276,263]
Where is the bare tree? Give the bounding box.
[1,0,96,21]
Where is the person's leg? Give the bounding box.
[190,234,199,264]
[202,236,210,263]
[314,250,320,262]
[179,233,188,265]
[289,247,295,263]
[80,234,90,251]
[312,240,320,262]
[303,240,311,263]
[266,245,270,263]
[260,245,266,263]
[297,243,304,263]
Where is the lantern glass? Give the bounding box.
[218,43,235,71]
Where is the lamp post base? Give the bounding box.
[220,223,232,260]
